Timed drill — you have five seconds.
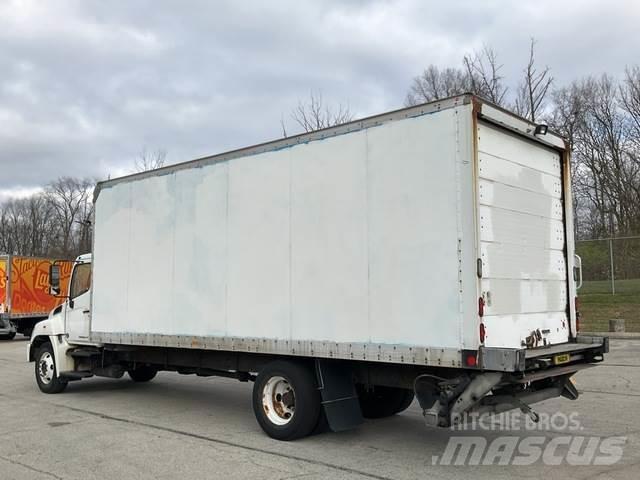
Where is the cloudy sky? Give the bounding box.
[1,0,639,199]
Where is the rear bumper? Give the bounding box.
[419,336,607,428]
[479,335,608,373]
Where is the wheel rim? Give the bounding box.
[262,375,295,426]
[38,352,54,385]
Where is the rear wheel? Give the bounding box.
[0,331,16,340]
[128,366,158,382]
[252,361,321,440]
[35,343,68,394]
[394,388,415,414]
[357,385,415,418]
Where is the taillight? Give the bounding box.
[575,296,580,333]
[465,352,478,367]
[479,323,486,343]
[478,296,485,317]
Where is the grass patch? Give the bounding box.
[579,278,640,295]
[579,279,640,332]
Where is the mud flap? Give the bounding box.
[315,359,363,432]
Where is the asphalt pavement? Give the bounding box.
[0,338,638,479]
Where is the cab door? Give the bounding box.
[66,262,92,343]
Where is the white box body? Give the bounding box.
[90,96,576,367]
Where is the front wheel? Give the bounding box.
[35,343,68,394]
[252,361,321,440]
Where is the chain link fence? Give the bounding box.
[575,236,640,332]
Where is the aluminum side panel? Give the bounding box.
[173,164,228,337]
[91,185,132,333]
[367,110,464,347]
[91,107,471,354]
[227,150,291,339]
[290,130,369,343]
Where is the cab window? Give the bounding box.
[70,263,92,299]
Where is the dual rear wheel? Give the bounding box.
[356,385,415,419]
[252,361,415,440]
[252,361,321,441]
[128,365,158,382]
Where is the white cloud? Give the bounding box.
[0,186,43,203]
[0,0,638,191]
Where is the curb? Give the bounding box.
[580,331,640,340]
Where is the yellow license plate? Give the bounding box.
[554,353,570,365]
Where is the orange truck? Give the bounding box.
[0,255,73,340]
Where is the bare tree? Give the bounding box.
[0,193,56,257]
[26,195,54,255]
[549,74,640,239]
[280,114,289,138]
[405,42,639,242]
[0,179,94,258]
[405,45,507,106]
[45,177,94,258]
[1,199,30,255]
[134,148,167,173]
[513,38,553,122]
[463,45,508,105]
[287,91,354,134]
[405,65,472,105]
[621,66,640,144]
[548,83,587,147]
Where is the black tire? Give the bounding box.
[0,331,16,340]
[252,361,321,441]
[357,385,415,419]
[128,366,158,382]
[393,389,415,414]
[34,342,68,394]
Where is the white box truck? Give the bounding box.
[28,94,607,440]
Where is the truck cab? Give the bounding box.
[28,254,98,392]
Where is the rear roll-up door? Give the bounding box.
[477,122,570,349]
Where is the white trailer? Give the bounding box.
[29,95,607,440]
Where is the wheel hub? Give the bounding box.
[38,352,54,385]
[262,376,295,426]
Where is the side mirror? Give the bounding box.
[49,264,61,296]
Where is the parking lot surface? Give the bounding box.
[1,338,638,479]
